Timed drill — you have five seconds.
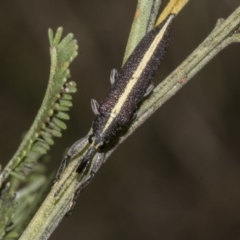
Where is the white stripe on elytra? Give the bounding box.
[102,15,174,134]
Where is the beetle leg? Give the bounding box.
[110,68,118,85]
[52,135,89,186]
[66,152,105,216]
[91,99,100,115]
[144,83,154,97]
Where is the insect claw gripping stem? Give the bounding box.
[53,136,89,186]
[67,151,105,215]
[66,168,91,216]
[144,83,154,97]
[91,99,100,115]
[52,154,71,186]
[76,147,97,173]
[110,68,118,85]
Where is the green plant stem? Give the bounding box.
[19,4,240,240]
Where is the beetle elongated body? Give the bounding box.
[53,0,189,216]
[76,14,175,172]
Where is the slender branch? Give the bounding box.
[19,3,240,240]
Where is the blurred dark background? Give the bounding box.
[1,0,240,239]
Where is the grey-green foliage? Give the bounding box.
[0,28,78,183]
[0,28,78,239]
[0,183,18,239]
[7,175,52,239]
